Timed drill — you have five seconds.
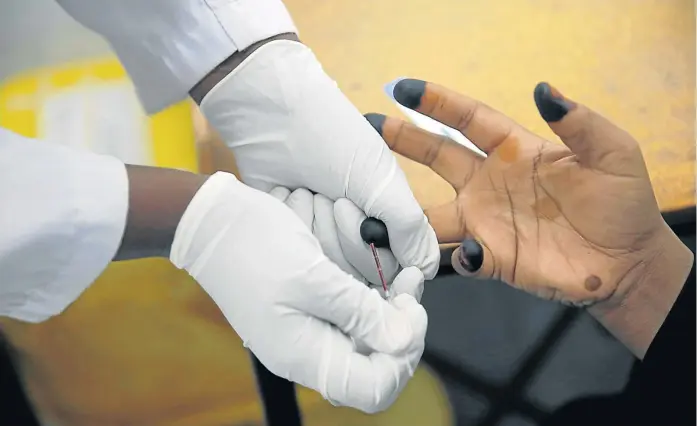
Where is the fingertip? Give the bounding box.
[392,293,427,330]
[334,197,362,213]
[422,225,441,280]
[459,239,484,272]
[391,266,425,302]
[332,279,415,354]
[333,198,367,232]
[372,292,426,354]
[312,191,332,205]
[312,193,335,231]
[398,266,425,282]
[360,217,390,248]
[533,82,577,123]
[268,186,291,202]
[423,256,440,280]
[287,187,313,200]
[451,239,492,279]
[364,113,386,136]
[393,78,426,110]
[285,188,314,227]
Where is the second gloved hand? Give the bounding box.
[199,40,440,280]
[269,186,406,298]
[170,172,427,413]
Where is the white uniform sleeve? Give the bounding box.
[55,0,298,114]
[0,128,128,323]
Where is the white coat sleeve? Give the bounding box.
[0,128,128,323]
[54,0,298,114]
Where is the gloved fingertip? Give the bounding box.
[390,293,417,310]
[390,266,425,301]
[423,261,440,281]
[268,186,291,202]
[389,293,428,351]
[419,226,441,280]
[333,197,362,214]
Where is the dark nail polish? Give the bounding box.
[458,239,483,273]
[534,82,576,123]
[393,78,426,110]
[363,113,386,136]
[360,217,390,248]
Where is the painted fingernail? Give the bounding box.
[533,82,577,123]
[393,78,426,109]
[363,113,386,136]
[458,239,483,273]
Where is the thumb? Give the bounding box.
[369,171,441,280]
[353,266,425,356]
[533,82,645,175]
[451,238,495,280]
[296,260,425,355]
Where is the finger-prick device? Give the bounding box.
[360,217,391,297]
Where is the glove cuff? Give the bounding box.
[170,171,243,271]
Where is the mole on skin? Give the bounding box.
[584,275,602,291]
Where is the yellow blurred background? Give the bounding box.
[0,0,693,425]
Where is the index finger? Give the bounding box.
[391,79,522,154]
[365,113,482,191]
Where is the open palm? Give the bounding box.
[366,80,668,307]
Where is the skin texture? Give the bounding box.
[366,79,694,358]
[114,166,207,261]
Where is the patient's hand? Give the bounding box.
[364,79,681,309]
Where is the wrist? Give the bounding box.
[169,171,252,271]
[196,38,363,196]
[190,33,300,104]
[115,166,208,261]
[589,223,694,358]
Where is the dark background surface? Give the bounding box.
[422,211,695,426]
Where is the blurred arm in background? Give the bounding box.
[54,0,297,115]
[0,128,204,322]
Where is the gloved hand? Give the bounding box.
[199,40,440,280]
[170,172,427,413]
[268,186,404,298]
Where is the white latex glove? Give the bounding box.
[199,40,440,280]
[268,187,423,301]
[170,172,427,413]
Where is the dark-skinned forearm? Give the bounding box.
[113,165,208,261]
